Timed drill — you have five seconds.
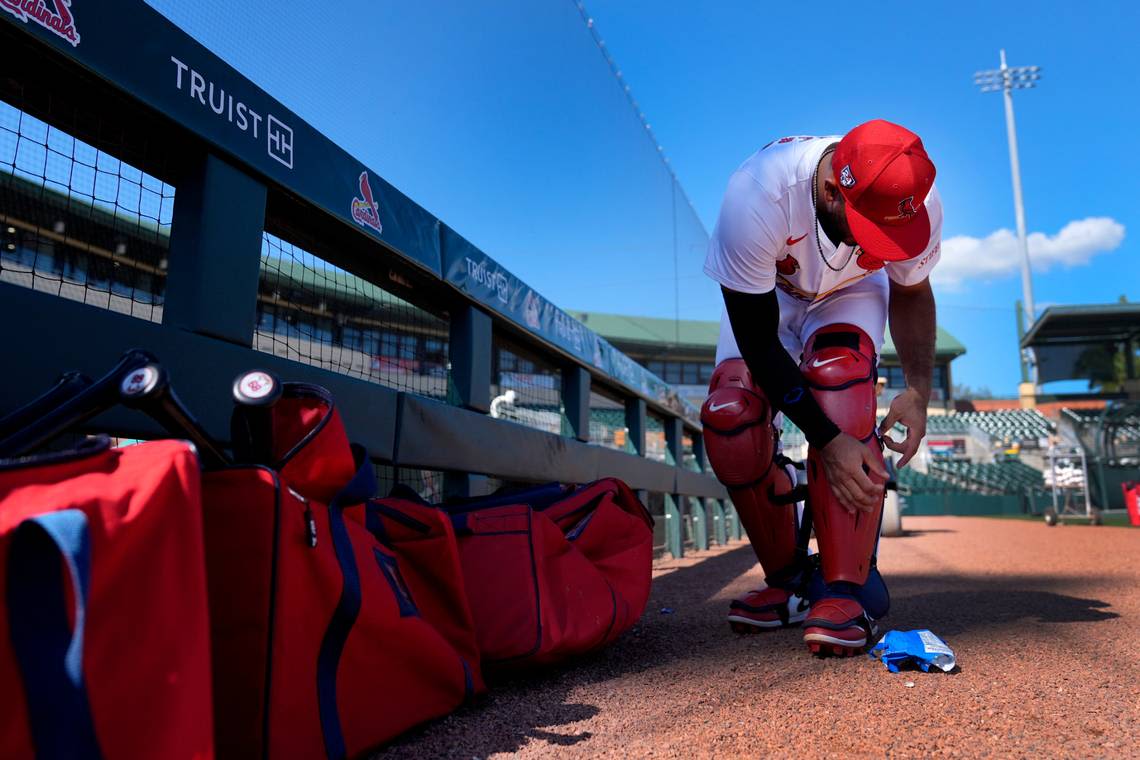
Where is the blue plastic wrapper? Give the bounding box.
[869,629,956,673]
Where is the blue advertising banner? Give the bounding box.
[441,226,701,425]
[0,0,442,275]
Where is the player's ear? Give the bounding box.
[822,178,844,204]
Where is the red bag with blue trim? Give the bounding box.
[384,478,654,668]
[204,382,482,760]
[0,437,215,760]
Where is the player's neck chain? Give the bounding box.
[811,146,857,272]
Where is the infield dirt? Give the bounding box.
[379,516,1140,758]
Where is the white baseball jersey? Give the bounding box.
[703,135,942,302]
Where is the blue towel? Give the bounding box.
[869,629,956,673]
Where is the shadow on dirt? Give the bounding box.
[377,545,763,758]
[885,572,1120,636]
[378,548,1119,757]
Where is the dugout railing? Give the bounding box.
[0,0,732,557]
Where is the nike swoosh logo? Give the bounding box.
[708,401,738,412]
[811,356,843,368]
[786,234,807,246]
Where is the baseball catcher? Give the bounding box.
[701,120,940,656]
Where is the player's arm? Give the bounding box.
[722,287,838,446]
[878,276,936,467]
[722,287,885,512]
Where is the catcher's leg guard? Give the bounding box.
[801,325,886,586]
[701,359,800,583]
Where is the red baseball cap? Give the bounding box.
[832,119,936,262]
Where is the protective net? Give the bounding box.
[681,432,703,472]
[143,0,714,343]
[490,337,567,435]
[0,99,172,322]
[681,495,698,552]
[373,463,445,503]
[646,411,670,464]
[646,492,668,556]
[588,386,635,453]
[255,233,450,398]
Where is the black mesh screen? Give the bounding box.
[373,463,445,503]
[646,410,670,463]
[255,233,450,398]
[0,99,171,321]
[588,386,634,453]
[490,336,567,435]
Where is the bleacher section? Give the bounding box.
[896,467,963,494]
[928,460,1046,495]
[956,409,1054,444]
[926,415,972,435]
[1063,408,1140,446]
[879,410,1054,447]
[767,410,1065,506]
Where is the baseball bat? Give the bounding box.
[0,371,94,441]
[229,369,283,465]
[0,349,155,457]
[118,362,231,469]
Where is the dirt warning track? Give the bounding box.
[379,516,1140,758]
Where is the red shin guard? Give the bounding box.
[801,325,885,586]
[701,360,799,582]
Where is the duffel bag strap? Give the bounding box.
[6,509,102,760]
[317,444,379,760]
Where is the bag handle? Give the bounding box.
[0,349,153,457]
[0,371,93,442]
[6,509,102,760]
[328,444,378,510]
[0,351,231,469]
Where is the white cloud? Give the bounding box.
[931,217,1125,288]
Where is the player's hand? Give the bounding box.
[878,387,928,468]
[819,433,887,514]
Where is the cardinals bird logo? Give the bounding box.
[776,254,800,276]
[351,171,383,233]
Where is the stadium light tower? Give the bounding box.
[974,50,1042,330]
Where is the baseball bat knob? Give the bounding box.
[232,370,282,408]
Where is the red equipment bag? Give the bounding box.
[1123,481,1140,527]
[203,383,481,760]
[437,478,654,667]
[349,491,482,681]
[0,437,215,760]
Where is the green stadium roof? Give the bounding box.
[567,312,720,348]
[569,310,966,360]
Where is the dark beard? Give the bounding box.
[816,202,849,248]
[814,144,849,248]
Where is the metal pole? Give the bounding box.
[1078,445,1092,518]
[1049,446,1059,514]
[1000,50,1036,330]
[1015,299,1029,384]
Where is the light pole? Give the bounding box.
[974,51,1041,330]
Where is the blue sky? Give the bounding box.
[146,0,1139,396]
